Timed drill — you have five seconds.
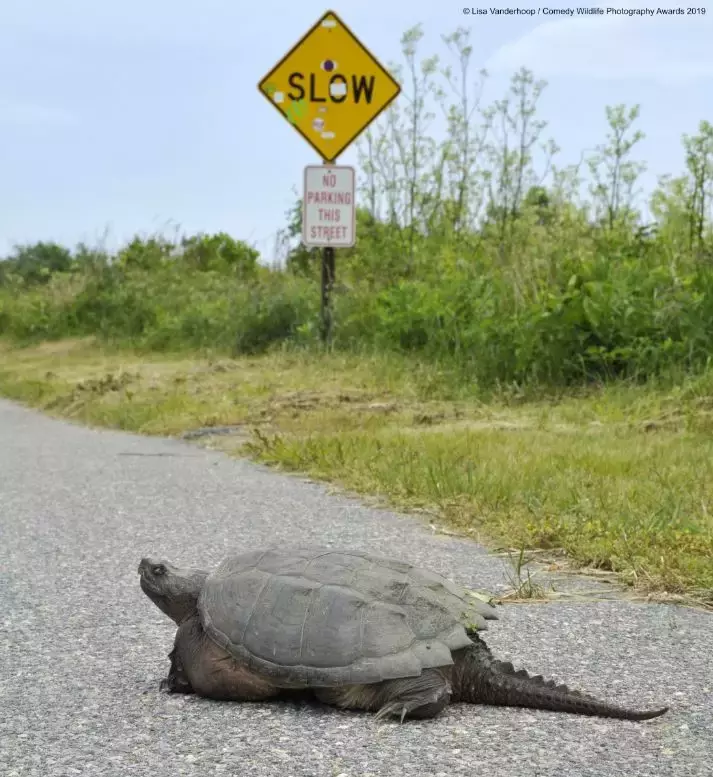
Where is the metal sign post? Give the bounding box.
[322,245,335,344]
[320,161,336,346]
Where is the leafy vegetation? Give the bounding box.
[1,25,712,600]
[2,28,713,389]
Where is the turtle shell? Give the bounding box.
[198,547,498,687]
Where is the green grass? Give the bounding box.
[250,420,713,597]
[2,338,712,603]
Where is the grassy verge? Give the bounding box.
[1,338,712,603]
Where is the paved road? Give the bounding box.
[1,397,711,777]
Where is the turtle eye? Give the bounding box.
[152,564,166,576]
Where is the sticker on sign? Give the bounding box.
[302,165,356,248]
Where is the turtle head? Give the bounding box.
[138,557,208,625]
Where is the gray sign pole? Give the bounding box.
[320,157,336,345]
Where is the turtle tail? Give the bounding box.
[452,634,668,721]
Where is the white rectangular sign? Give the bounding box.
[302,165,356,248]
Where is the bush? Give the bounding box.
[2,31,713,391]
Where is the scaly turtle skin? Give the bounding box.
[138,547,668,722]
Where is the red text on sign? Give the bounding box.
[306,191,352,205]
[310,225,349,239]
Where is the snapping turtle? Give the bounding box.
[138,547,668,721]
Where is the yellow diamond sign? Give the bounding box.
[258,10,401,162]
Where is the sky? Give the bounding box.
[0,1,711,260]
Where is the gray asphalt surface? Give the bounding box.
[1,397,711,777]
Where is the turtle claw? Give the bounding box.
[160,646,195,694]
[160,673,195,694]
[374,702,414,723]
[159,672,182,693]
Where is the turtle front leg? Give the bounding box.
[160,646,195,694]
[171,613,281,702]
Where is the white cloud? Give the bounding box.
[0,98,78,127]
[486,4,713,86]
